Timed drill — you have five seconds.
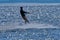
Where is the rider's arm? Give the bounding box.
[23,11,30,14]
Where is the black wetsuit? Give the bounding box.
[20,7,29,23]
[20,8,26,17]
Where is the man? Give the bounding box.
[20,7,29,24]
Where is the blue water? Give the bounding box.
[0,5,60,27]
[0,4,60,40]
[0,0,60,3]
[0,28,60,40]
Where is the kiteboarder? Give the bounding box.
[20,7,29,24]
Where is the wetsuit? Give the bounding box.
[20,7,29,23]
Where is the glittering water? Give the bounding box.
[0,4,60,27]
[0,4,60,40]
[0,28,60,40]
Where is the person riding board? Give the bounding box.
[20,7,29,24]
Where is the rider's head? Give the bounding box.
[20,7,23,9]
